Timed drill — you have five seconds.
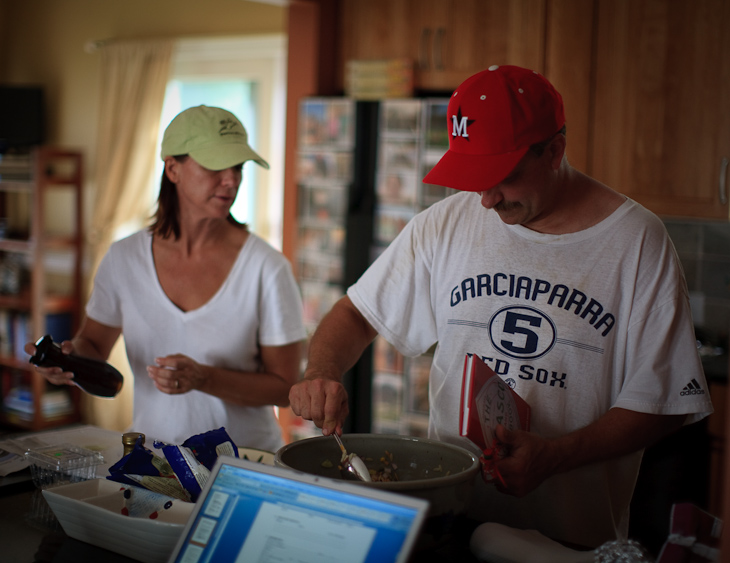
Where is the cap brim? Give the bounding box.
[189,144,270,171]
[423,147,530,192]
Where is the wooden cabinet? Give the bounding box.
[591,0,730,219]
[335,0,730,220]
[0,147,83,431]
[543,0,595,177]
[339,0,546,92]
[339,0,411,64]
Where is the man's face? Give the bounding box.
[478,143,560,232]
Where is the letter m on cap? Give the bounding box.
[451,114,469,138]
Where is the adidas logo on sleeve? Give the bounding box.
[680,379,706,396]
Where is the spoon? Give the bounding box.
[332,433,372,482]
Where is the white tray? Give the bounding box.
[43,479,194,563]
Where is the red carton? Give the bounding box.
[656,503,722,563]
[459,353,531,453]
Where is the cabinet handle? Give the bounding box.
[720,157,728,205]
[419,28,431,71]
[433,28,445,71]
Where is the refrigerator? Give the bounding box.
[291,97,450,440]
[369,98,451,437]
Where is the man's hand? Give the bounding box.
[288,296,377,436]
[488,409,687,497]
[490,425,560,497]
[289,377,349,436]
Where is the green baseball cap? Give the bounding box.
[160,105,269,171]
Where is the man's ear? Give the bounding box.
[548,134,567,170]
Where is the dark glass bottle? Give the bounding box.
[28,334,124,398]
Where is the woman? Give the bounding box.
[26,105,305,451]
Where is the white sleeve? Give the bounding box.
[617,295,712,423]
[85,246,123,328]
[258,254,306,347]
[348,216,438,357]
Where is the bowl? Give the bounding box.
[43,479,194,563]
[275,434,480,543]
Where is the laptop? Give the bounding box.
[167,455,429,563]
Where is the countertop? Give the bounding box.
[0,476,480,563]
[0,433,481,563]
[0,476,139,563]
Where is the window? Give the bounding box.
[151,35,287,249]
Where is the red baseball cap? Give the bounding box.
[423,65,565,192]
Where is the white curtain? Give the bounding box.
[83,39,174,432]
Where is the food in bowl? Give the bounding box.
[330,448,400,481]
[277,434,479,486]
[366,450,399,482]
[275,433,480,539]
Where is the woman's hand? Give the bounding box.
[24,340,76,387]
[147,353,206,394]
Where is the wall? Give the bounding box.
[0,0,286,242]
[0,1,7,79]
[0,0,286,431]
[665,218,730,379]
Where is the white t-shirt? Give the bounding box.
[348,192,712,547]
[87,230,306,452]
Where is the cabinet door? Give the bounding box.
[592,0,730,219]
[544,0,595,175]
[339,0,411,62]
[340,0,546,93]
[412,0,546,91]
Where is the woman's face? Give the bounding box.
[165,156,243,219]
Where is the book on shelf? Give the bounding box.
[0,309,10,356]
[12,312,30,361]
[0,310,71,360]
[459,352,531,453]
[0,153,32,181]
[2,387,73,419]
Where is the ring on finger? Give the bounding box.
[175,379,180,390]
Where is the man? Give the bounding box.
[289,65,712,548]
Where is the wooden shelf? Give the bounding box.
[0,236,79,255]
[0,238,33,253]
[0,405,82,431]
[0,291,77,313]
[0,354,32,370]
[0,181,32,193]
[0,292,30,310]
[0,146,84,432]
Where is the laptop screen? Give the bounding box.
[168,457,429,563]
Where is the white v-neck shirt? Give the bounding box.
[87,229,306,451]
